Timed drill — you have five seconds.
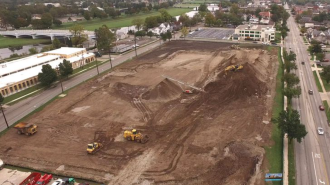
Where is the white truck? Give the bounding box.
[0,158,4,169]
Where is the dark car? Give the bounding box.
[301,61,305,65]
[320,105,325,111]
[93,51,102,57]
[308,90,313,95]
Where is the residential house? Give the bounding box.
[148,23,171,35]
[259,11,272,19]
[116,32,128,40]
[311,29,330,44]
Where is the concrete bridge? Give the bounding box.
[0,30,96,40]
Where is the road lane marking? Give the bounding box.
[312,152,320,185]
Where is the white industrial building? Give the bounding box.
[233,24,276,42]
[0,47,95,97]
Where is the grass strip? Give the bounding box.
[323,101,330,124]
[265,48,284,185]
[288,142,296,185]
[313,71,323,92]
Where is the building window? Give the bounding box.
[5,89,8,95]
[250,34,254,37]
[27,81,30,86]
[18,84,22,90]
[23,83,26,88]
[245,34,249,37]
[245,31,249,33]
[34,78,38,83]
[1,90,5,96]
[14,85,18,91]
[30,79,33,85]
[10,87,13,93]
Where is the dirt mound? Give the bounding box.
[142,79,182,101]
[203,63,267,105]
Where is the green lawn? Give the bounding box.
[288,142,296,185]
[56,8,191,31]
[265,48,284,185]
[313,71,323,92]
[323,101,330,124]
[319,72,330,92]
[174,3,200,7]
[3,85,43,105]
[0,35,50,49]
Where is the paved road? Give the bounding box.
[0,40,164,132]
[285,11,330,185]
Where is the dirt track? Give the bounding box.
[0,41,279,185]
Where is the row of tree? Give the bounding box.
[273,50,307,143]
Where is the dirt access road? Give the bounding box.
[0,41,279,185]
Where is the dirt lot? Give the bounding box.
[0,41,279,185]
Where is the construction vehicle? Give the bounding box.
[184,90,193,94]
[225,64,243,74]
[36,174,53,185]
[123,129,149,143]
[14,122,38,136]
[86,142,103,154]
[20,172,41,185]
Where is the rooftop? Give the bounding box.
[236,24,274,31]
[45,47,86,56]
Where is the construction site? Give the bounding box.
[0,41,279,185]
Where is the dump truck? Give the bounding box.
[20,172,41,185]
[124,129,149,143]
[36,174,53,185]
[87,142,103,154]
[14,122,38,136]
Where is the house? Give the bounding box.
[116,32,127,40]
[148,23,171,35]
[311,29,330,44]
[44,3,61,7]
[259,11,272,19]
[207,4,219,12]
[31,14,42,20]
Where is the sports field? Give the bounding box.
[0,36,49,49]
[56,8,191,31]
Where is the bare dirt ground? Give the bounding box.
[0,41,279,185]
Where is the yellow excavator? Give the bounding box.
[123,129,149,143]
[225,64,243,74]
[87,142,103,154]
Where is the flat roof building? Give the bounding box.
[234,24,276,42]
[0,47,95,97]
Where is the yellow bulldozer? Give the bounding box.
[225,64,243,74]
[123,129,149,144]
[14,122,38,136]
[87,142,103,154]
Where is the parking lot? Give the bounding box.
[187,28,235,40]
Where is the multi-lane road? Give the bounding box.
[0,40,163,132]
[285,10,330,185]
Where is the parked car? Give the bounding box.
[0,158,4,170]
[308,90,313,95]
[51,179,64,185]
[319,105,325,111]
[318,127,324,135]
[93,52,102,58]
[36,174,53,185]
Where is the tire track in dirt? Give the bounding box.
[132,98,153,122]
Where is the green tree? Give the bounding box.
[52,38,61,49]
[283,86,301,105]
[84,11,91,20]
[95,25,116,53]
[53,19,62,27]
[283,73,300,87]
[300,26,307,34]
[159,9,172,22]
[69,24,87,47]
[145,16,158,29]
[59,59,73,79]
[321,66,330,83]
[29,47,38,54]
[166,30,172,41]
[38,64,58,87]
[272,108,308,143]
[181,26,189,39]
[147,31,154,38]
[316,52,325,61]
[41,13,53,28]
[205,12,215,26]
[198,4,207,12]
[160,32,167,41]
[132,18,144,31]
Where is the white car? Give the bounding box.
[0,158,4,169]
[318,127,324,135]
[51,179,64,185]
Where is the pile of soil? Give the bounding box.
[142,79,182,101]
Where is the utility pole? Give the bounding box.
[60,78,64,93]
[134,34,137,57]
[95,60,100,75]
[0,98,8,128]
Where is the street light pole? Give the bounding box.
[0,104,9,128]
[109,48,112,68]
[95,60,100,75]
[60,78,64,93]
